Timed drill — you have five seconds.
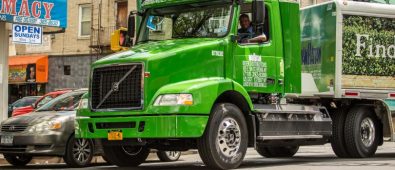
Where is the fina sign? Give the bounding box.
[12,24,42,44]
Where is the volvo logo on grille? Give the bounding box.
[112,82,120,92]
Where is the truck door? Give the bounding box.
[232,4,279,94]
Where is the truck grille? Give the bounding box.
[91,64,143,110]
[1,125,28,132]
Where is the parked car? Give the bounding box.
[12,89,72,117]
[0,89,99,167]
[8,96,41,117]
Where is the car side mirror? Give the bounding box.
[252,0,266,35]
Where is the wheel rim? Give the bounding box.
[217,117,241,158]
[360,117,376,147]
[72,139,92,164]
[121,146,143,156]
[165,151,181,160]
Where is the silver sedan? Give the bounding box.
[0,89,99,167]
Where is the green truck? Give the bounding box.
[76,0,395,169]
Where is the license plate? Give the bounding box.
[1,136,13,145]
[108,131,123,141]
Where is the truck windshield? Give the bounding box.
[137,4,232,43]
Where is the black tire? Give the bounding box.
[101,155,112,164]
[197,103,248,170]
[102,145,150,167]
[256,146,299,158]
[63,136,94,167]
[3,154,32,166]
[157,151,181,162]
[344,106,381,158]
[330,108,351,158]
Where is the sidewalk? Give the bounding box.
[0,150,198,166]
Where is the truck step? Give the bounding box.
[253,104,332,141]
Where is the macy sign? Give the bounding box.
[0,0,54,19]
[355,34,395,59]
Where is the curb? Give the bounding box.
[0,150,198,166]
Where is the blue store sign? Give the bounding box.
[0,0,67,28]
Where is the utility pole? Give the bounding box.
[0,22,9,121]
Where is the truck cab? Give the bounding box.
[76,0,395,169]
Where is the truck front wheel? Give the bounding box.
[102,145,149,167]
[197,103,248,170]
[344,106,381,158]
[256,146,299,158]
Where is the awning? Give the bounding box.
[8,55,48,84]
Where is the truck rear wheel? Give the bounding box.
[197,103,248,170]
[102,145,149,167]
[344,106,380,158]
[330,108,350,158]
[256,146,299,158]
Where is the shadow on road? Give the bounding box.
[1,153,395,170]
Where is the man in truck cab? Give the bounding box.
[238,14,267,43]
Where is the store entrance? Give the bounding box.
[9,84,46,104]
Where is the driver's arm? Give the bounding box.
[247,34,267,43]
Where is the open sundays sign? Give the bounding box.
[0,0,67,28]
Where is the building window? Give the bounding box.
[64,65,71,75]
[116,1,128,28]
[79,4,92,37]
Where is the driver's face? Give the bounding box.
[240,17,251,29]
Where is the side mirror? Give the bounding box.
[128,12,136,39]
[252,0,265,35]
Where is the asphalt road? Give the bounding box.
[1,143,395,170]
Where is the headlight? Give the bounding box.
[28,121,62,133]
[78,98,89,109]
[154,94,193,106]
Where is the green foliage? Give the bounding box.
[342,15,395,76]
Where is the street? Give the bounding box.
[1,143,395,170]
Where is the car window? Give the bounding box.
[36,96,54,108]
[13,98,38,108]
[36,92,86,112]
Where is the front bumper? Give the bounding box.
[76,115,209,139]
[0,131,68,156]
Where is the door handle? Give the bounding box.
[266,78,275,85]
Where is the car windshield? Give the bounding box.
[36,91,86,112]
[36,95,54,108]
[137,4,232,43]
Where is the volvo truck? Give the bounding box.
[76,0,395,169]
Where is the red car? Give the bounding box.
[12,89,72,117]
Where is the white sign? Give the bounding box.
[12,24,42,45]
[26,35,52,53]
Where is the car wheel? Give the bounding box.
[256,146,299,158]
[63,136,94,167]
[197,103,248,170]
[3,154,32,166]
[102,145,150,167]
[157,151,181,162]
[344,106,381,158]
